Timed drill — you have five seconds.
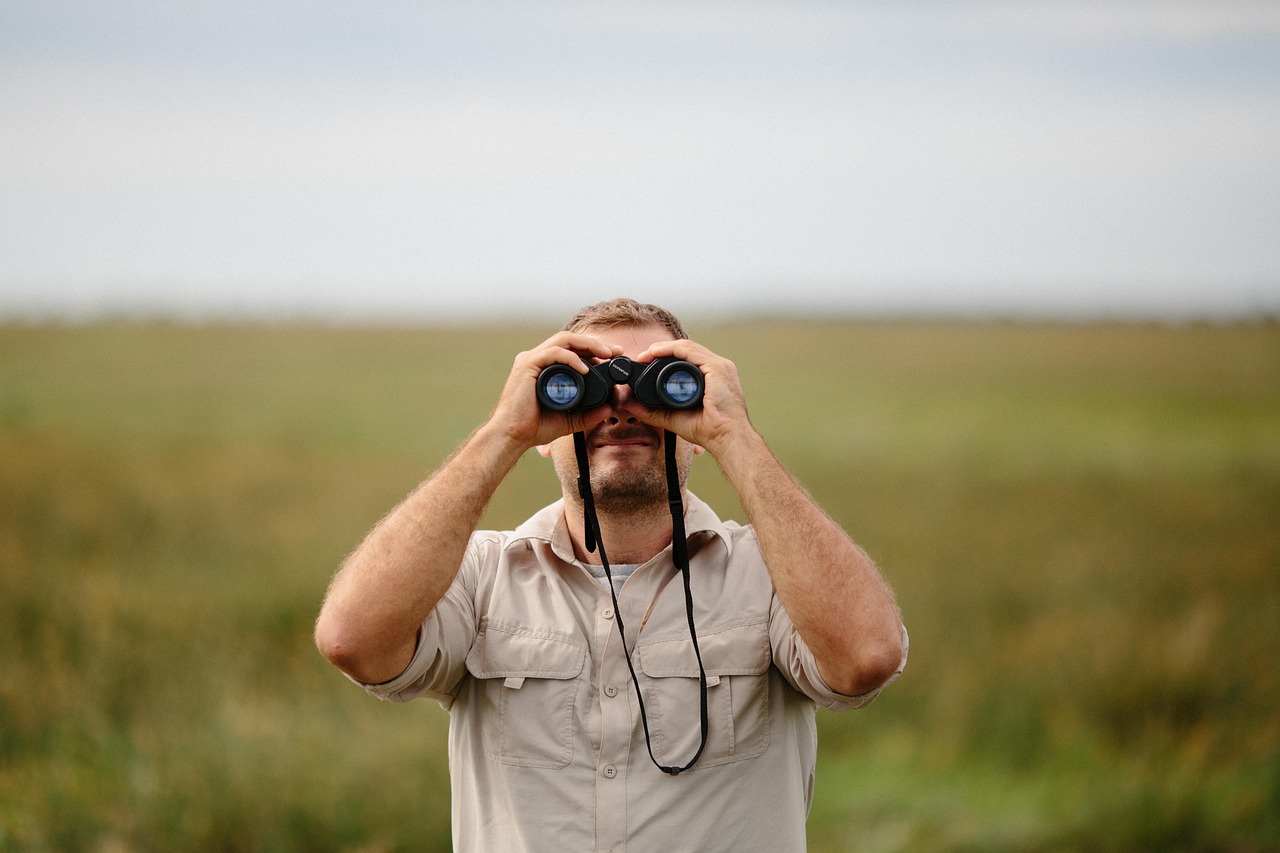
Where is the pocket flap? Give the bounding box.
[466,624,586,681]
[637,622,770,679]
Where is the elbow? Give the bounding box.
[314,566,377,674]
[833,627,904,697]
[314,609,356,671]
[314,601,375,676]
[314,616,379,683]
[314,605,415,686]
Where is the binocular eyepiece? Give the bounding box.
[536,356,704,412]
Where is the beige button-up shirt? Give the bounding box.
[359,494,907,853]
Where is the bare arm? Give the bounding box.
[314,423,524,684]
[713,431,903,696]
[637,340,904,697]
[314,332,620,685]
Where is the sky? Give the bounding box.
[2,0,1279,322]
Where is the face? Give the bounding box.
[540,323,697,515]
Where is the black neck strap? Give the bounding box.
[573,429,708,775]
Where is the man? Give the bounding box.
[315,298,907,852]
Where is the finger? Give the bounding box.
[640,338,711,365]
[522,342,605,376]
[538,345,595,373]
[544,331,621,361]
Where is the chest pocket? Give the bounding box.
[635,620,772,768]
[465,622,587,768]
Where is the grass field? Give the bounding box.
[1,318,1277,851]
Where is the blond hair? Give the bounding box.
[562,297,688,340]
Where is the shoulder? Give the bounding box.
[465,500,565,559]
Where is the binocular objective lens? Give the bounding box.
[662,369,700,405]
[543,373,580,407]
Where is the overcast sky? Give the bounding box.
[2,0,1278,322]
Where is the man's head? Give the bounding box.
[541,298,698,518]
[562,297,688,341]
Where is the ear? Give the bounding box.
[693,445,705,456]
[536,443,553,458]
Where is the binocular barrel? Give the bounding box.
[536,356,704,412]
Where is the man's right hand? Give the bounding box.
[315,331,621,685]
[487,330,623,450]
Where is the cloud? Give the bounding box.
[1,0,1278,319]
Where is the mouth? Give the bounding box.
[590,428,658,450]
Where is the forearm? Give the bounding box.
[712,430,903,696]
[632,336,903,695]
[315,421,526,684]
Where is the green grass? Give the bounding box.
[1,318,1277,851]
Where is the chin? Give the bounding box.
[589,469,668,514]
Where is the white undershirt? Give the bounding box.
[585,563,641,596]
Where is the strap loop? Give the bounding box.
[574,428,708,775]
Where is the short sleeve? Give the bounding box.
[768,597,909,711]
[351,533,499,708]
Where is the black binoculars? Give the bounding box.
[536,356,704,412]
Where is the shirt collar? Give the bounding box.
[507,492,734,563]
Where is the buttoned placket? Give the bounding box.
[593,573,632,853]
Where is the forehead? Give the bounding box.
[582,323,675,354]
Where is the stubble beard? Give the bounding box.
[554,437,692,518]
[589,462,670,516]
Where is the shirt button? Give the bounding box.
[602,608,615,620]
[604,684,618,698]
[603,765,617,778]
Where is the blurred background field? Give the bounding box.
[1,318,1277,852]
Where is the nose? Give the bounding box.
[606,384,640,423]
